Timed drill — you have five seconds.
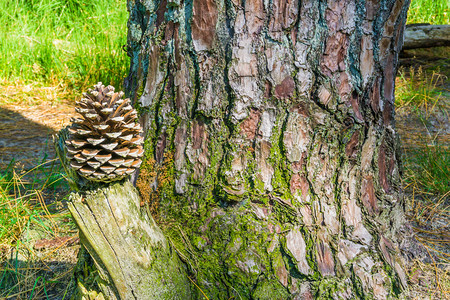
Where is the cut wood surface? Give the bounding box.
[403,24,450,50]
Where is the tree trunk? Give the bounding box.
[95,0,411,298]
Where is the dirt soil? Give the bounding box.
[0,81,77,170]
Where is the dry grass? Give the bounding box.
[0,160,79,299]
[398,97,450,299]
[394,48,450,299]
[1,237,79,299]
[408,259,450,299]
[395,66,447,114]
[404,171,450,299]
[0,79,71,106]
[0,79,76,129]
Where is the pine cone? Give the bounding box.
[65,83,144,182]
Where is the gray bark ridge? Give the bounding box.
[69,181,192,299]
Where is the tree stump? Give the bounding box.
[69,181,192,299]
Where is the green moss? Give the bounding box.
[267,111,295,203]
[271,201,297,224]
[136,82,146,102]
[253,176,266,194]
[313,277,362,299]
[155,204,298,299]
[251,277,290,300]
[270,166,292,201]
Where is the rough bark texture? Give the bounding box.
[403,24,450,50]
[69,181,191,299]
[123,0,411,299]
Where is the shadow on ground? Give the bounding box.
[1,256,77,299]
[0,107,57,170]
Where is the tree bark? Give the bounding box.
[402,24,450,50]
[89,0,413,298]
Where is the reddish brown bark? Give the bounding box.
[124,0,414,298]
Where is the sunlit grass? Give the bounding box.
[407,0,449,24]
[0,0,129,93]
[0,78,70,106]
[395,66,447,113]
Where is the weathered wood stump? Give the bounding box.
[69,181,192,299]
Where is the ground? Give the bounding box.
[0,48,449,299]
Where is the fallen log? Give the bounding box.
[403,24,450,50]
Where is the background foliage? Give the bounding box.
[407,0,449,24]
[0,0,448,93]
[0,0,128,91]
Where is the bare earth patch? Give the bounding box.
[0,80,77,170]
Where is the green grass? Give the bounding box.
[407,0,449,24]
[404,144,449,195]
[395,66,449,195]
[0,159,66,246]
[0,159,76,299]
[395,66,446,112]
[0,0,129,92]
